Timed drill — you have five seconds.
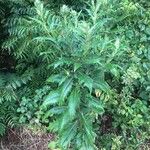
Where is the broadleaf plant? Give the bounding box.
[32,0,125,149]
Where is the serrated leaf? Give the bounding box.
[60,78,73,100]
[80,113,95,146]
[43,90,60,106]
[47,74,67,85]
[60,122,77,148]
[83,56,101,65]
[49,106,66,115]
[105,64,121,78]
[77,73,93,93]
[93,81,110,93]
[60,112,70,130]
[51,57,72,69]
[68,88,80,117]
[88,97,104,114]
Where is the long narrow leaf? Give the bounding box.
[68,88,81,117]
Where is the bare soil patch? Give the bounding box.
[0,127,53,150]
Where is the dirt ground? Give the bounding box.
[0,127,149,150]
[0,127,53,150]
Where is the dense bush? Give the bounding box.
[0,0,150,149]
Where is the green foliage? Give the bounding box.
[0,72,31,135]
[17,85,51,125]
[0,0,150,149]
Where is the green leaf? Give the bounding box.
[60,122,77,148]
[0,123,5,136]
[48,141,57,149]
[47,74,67,85]
[52,60,64,68]
[93,70,110,92]
[15,80,21,87]
[77,73,93,93]
[60,112,70,130]
[68,88,81,117]
[60,78,73,100]
[105,64,121,78]
[43,90,60,106]
[83,56,101,65]
[49,106,66,115]
[93,81,110,93]
[74,63,81,71]
[88,97,104,114]
[51,57,72,69]
[80,113,95,146]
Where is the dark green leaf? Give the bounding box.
[43,90,60,106]
[60,78,73,100]
[77,73,93,93]
[47,74,67,85]
[68,88,81,117]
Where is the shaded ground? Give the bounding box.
[0,127,53,150]
[0,126,149,150]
